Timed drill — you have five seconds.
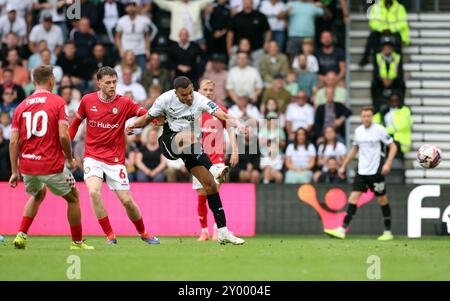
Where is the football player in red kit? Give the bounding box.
[69,66,159,245]
[9,65,93,250]
[195,80,239,241]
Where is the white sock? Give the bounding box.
[201,228,209,234]
[218,226,228,235]
[263,179,270,184]
[213,223,218,230]
[338,227,346,233]
[384,230,392,235]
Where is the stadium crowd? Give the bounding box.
[0,0,362,185]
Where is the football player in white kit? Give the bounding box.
[127,76,246,245]
[324,106,397,240]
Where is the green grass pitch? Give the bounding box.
[1,235,449,281]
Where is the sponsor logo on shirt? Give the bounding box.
[90,106,98,112]
[201,127,219,134]
[172,114,195,122]
[22,153,42,160]
[88,120,119,129]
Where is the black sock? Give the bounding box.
[381,204,391,231]
[207,193,226,228]
[343,204,357,228]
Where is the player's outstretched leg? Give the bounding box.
[190,165,244,245]
[196,191,210,241]
[324,192,361,239]
[115,190,160,245]
[377,195,393,241]
[86,177,117,244]
[13,188,47,249]
[63,188,94,250]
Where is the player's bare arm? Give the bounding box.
[59,123,76,170]
[338,144,358,179]
[213,109,246,134]
[381,142,398,176]
[227,126,239,168]
[8,131,20,188]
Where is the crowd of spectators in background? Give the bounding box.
[0,0,357,185]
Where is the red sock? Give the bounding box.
[198,195,208,228]
[70,224,83,242]
[132,218,146,235]
[98,216,114,237]
[19,216,34,234]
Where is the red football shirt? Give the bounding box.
[11,90,69,175]
[200,103,227,164]
[75,92,145,165]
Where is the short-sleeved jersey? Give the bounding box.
[75,92,145,165]
[353,123,394,175]
[148,90,220,133]
[11,91,69,175]
[200,103,227,164]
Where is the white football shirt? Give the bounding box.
[353,123,394,175]
[148,90,220,133]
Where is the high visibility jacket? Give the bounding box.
[369,0,410,45]
[376,51,401,80]
[374,106,412,154]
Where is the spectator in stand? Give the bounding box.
[27,40,57,72]
[142,84,162,109]
[0,111,12,180]
[285,69,298,96]
[1,48,29,86]
[115,1,152,71]
[0,32,27,66]
[153,0,214,47]
[140,52,172,93]
[373,93,412,158]
[201,53,228,106]
[0,68,25,102]
[227,0,271,68]
[313,87,351,143]
[0,0,33,23]
[84,43,117,78]
[261,74,291,115]
[285,90,314,140]
[116,67,147,103]
[59,85,80,114]
[261,98,286,128]
[259,111,285,184]
[115,50,142,84]
[33,0,68,39]
[226,51,263,105]
[228,38,254,68]
[295,54,318,98]
[0,4,27,46]
[313,126,347,182]
[359,0,410,67]
[229,0,261,15]
[371,36,405,113]
[29,11,63,56]
[259,0,287,50]
[135,127,167,182]
[204,0,231,57]
[317,157,346,184]
[315,31,345,83]
[230,131,260,183]
[284,127,316,184]
[228,95,262,121]
[0,86,18,114]
[40,48,63,84]
[284,0,324,62]
[71,17,97,59]
[56,40,83,86]
[259,41,289,86]
[168,28,204,90]
[314,71,347,107]
[98,0,126,44]
[291,38,319,73]
[78,0,100,31]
